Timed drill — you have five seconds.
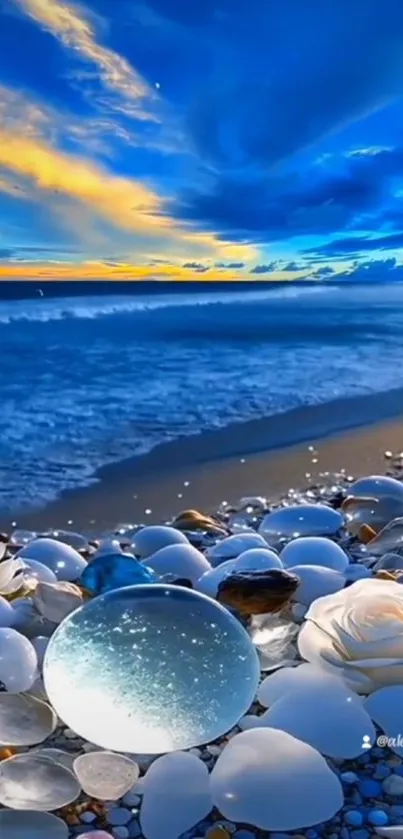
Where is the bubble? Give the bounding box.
[43,584,259,754]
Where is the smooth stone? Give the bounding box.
[144,544,211,584]
[0,810,69,838]
[281,537,349,572]
[0,594,17,627]
[45,529,89,550]
[257,663,359,708]
[217,569,299,616]
[80,553,157,595]
[10,597,56,639]
[359,779,382,797]
[210,728,343,830]
[344,565,372,582]
[33,581,83,623]
[43,585,260,753]
[140,751,212,839]
[73,752,139,799]
[291,602,308,620]
[382,774,403,796]
[131,527,188,559]
[0,628,38,692]
[0,693,57,746]
[259,505,343,545]
[31,636,49,668]
[0,557,25,597]
[368,812,389,827]
[366,687,403,757]
[258,682,375,758]
[82,833,114,838]
[349,477,403,502]
[17,539,87,581]
[195,560,238,598]
[21,560,58,585]
[31,748,76,770]
[107,809,132,826]
[365,519,403,556]
[206,534,269,567]
[0,752,81,810]
[341,772,359,784]
[234,549,283,571]
[287,565,345,606]
[112,829,129,839]
[373,553,403,572]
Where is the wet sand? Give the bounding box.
[3,388,403,535]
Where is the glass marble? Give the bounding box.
[43,584,260,754]
[349,475,403,502]
[80,553,158,595]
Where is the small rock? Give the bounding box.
[382,774,403,796]
[367,809,388,826]
[345,811,364,827]
[107,808,132,827]
[122,790,141,808]
[359,779,382,798]
[80,812,97,824]
[112,829,129,839]
[341,772,359,785]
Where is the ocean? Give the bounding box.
[1,281,403,514]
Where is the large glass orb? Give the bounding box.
[43,585,260,754]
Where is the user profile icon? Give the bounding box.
[361,734,371,750]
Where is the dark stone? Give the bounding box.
[217,568,300,617]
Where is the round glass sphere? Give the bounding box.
[43,585,260,753]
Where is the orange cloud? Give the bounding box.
[0,260,305,281]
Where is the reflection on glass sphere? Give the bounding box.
[43,585,260,754]
[259,504,342,546]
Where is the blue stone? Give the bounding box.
[345,811,363,827]
[350,831,369,839]
[270,834,290,839]
[341,772,359,785]
[373,763,391,780]
[233,832,257,839]
[357,753,371,765]
[80,552,159,595]
[358,779,382,798]
[368,809,389,826]
[394,765,403,776]
[306,830,318,838]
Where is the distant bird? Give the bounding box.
[37,288,44,297]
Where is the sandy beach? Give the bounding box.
[3,388,403,534]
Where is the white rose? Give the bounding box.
[298,578,403,694]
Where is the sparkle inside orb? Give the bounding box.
[43,584,260,753]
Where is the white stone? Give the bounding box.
[131,526,188,560]
[206,533,269,566]
[0,628,38,692]
[140,751,212,839]
[289,565,345,606]
[0,594,17,627]
[144,544,211,583]
[0,693,57,746]
[235,548,283,571]
[259,682,375,758]
[366,686,403,757]
[17,538,87,581]
[0,753,81,810]
[238,714,262,730]
[257,663,361,708]
[281,537,349,572]
[33,581,83,623]
[0,810,68,838]
[73,752,139,800]
[209,728,343,830]
[32,749,76,770]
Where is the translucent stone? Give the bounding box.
[31,636,49,668]
[281,537,349,572]
[210,728,344,830]
[144,544,211,584]
[364,518,403,556]
[43,529,89,551]
[195,560,238,598]
[365,686,403,757]
[206,533,269,567]
[9,530,37,546]
[17,539,87,581]
[259,682,375,758]
[0,594,17,627]
[349,475,403,502]
[0,628,38,692]
[131,526,189,559]
[43,585,260,753]
[259,505,342,547]
[140,751,212,839]
[32,749,76,771]
[80,553,158,596]
[73,752,139,799]
[0,694,57,746]
[21,560,58,585]
[288,565,345,606]
[250,616,298,671]
[235,548,283,571]
[11,597,55,640]
[0,810,68,839]
[0,753,81,810]
[343,496,403,535]
[257,663,354,707]
[0,557,25,596]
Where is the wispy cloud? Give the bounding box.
[12,0,159,121]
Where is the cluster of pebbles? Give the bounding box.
[2,451,403,838]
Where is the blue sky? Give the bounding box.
[1,0,403,280]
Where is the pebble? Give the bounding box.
[350,831,369,839]
[112,829,129,839]
[358,778,382,798]
[345,811,364,827]
[341,772,359,784]
[127,820,141,838]
[80,812,97,824]
[122,790,141,808]
[382,774,403,796]
[107,808,132,827]
[233,832,256,839]
[368,809,389,826]
[205,828,230,839]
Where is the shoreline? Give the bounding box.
[3,386,403,534]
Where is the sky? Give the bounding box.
[1,0,403,281]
